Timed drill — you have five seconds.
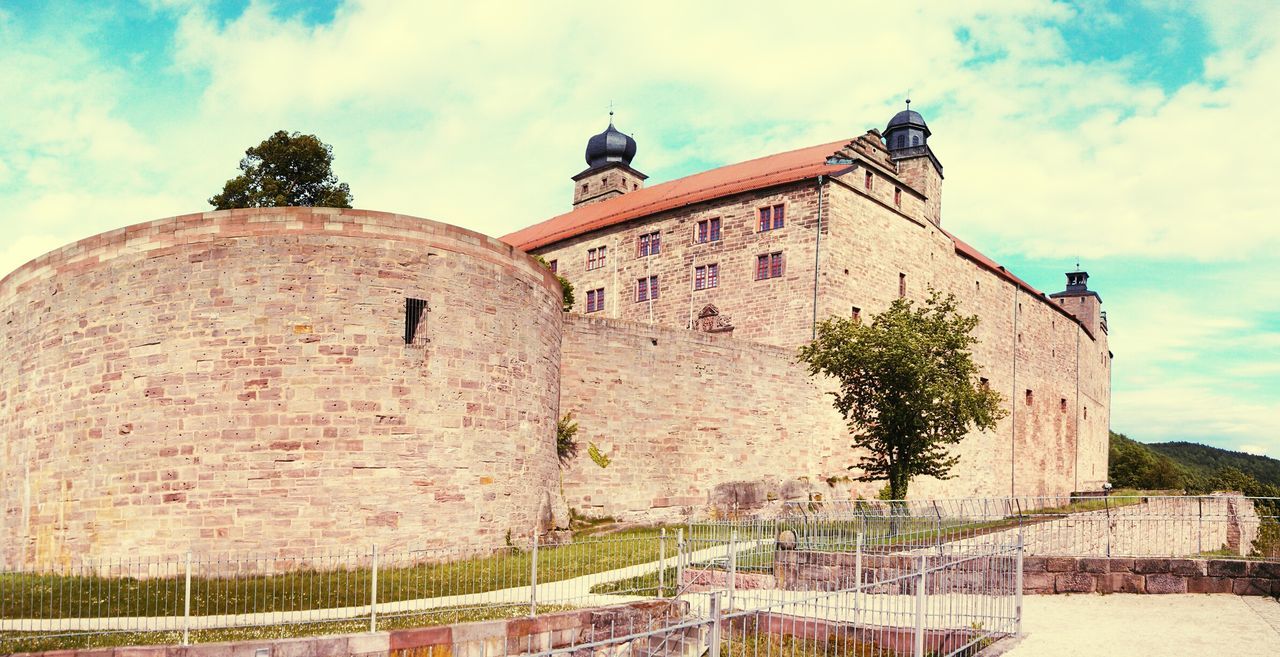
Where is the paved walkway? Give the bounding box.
[997,594,1280,657]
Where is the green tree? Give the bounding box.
[209,130,353,210]
[534,255,575,311]
[556,412,580,465]
[797,290,1007,500]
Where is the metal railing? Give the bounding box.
[0,529,689,653]
[782,495,1280,561]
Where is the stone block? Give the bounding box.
[1232,578,1270,596]
[347,632,391,656]
[1246,561,1280,579]
[1168,559,1205,576]
[1133,558,1171,574]
[1022,556,1047,573]
[1078,558,1109,574]
[1144,574,1187,594]
[1101,573,1145,594]
[1044,557,1078,573]
[1186,576,1233,594]
[1207,560,1249,578]
[391,626,453,650]
[1054,572,1096,593]
[1108,558,1135,573]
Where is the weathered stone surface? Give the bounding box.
[1045,557,1078,573]
[1134,558,1171,574]
[1207,560,1249,578]
[1107,558,1135,573]
[1168,559,1206,577]
[1144,574,1187,594]
[1232,578,1271,596]
[1054,572,1096,593]
[1100,573,1145,594]
[1186,576,1234,594]
[1022,556,1047,572]
[1079,558,1109,574]
[1246,561,1280,579]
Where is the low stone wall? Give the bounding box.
[1022,556,1280,596]
[8,600,686,657]
[770,549,1280,597]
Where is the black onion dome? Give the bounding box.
[886,109,930,137]
[585,121,637,168]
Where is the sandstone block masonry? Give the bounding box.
[0,208,565,568]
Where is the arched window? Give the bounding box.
[911,135,920,146]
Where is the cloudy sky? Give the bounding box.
[1,0,1277,456]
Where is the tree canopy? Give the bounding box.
[209,130,353,210]
[797,290,1007,499]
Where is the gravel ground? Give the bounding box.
[993,594,1280,656]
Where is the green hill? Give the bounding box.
[1147,441,1280,489]
[1108,431,1280,496]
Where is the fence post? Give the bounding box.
[369,545,378,633]
[727,530,737,612]
[913,555,926,657]
[1197,496,1204,556]
[854,532,864,614]
[1015,528,1024,636]
[676,528,685,604]
[1104,495,1112,558]
[530,531,539,617]
[182,552,192,646]
[658,528,667,598]
[708,590,723,657]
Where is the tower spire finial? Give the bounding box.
[608,100,615,124]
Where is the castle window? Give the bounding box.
[632,183,638,190]
[603,175,610,185]
[638,231,660,257]
[587,246,607,270]
[697,218,721,243]
[912,135,920,146]
[581,183,588,194]
[851,306,861,322]
[865,171,873,191]
[695,264,719,290]
[549,259,557,274]
[895,134,905,148]
[976,280,980,292]
[1084,406,1088,420]
[894,187,902,207]
[758,204,785,232]
[636,276,659,302]
[586,288,605,313]
[1060,398,1068,412]
[899,272,906,298]
[756,252,784,280]
[1025,389,1034,406]
[979,377,990,391]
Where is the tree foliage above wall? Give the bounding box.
[209,131,353,210]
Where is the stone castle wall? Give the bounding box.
[557,314,848,520]
[0,208,564,568]
[538,171,1110,505]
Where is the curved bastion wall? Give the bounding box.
[0,208,564,568]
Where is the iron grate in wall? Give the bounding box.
[405,297,428,344]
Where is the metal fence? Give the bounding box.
[0,530,688,653]
[782,495,1280,560]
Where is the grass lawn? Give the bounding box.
[0,526,679,621]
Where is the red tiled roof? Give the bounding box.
[502,137,1089,336]
[501,138,853,252]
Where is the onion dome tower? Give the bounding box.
[883,99,945,226]
[572,112,648,207]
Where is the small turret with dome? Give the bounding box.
[572,110,648,207]
[883,98,945,226]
